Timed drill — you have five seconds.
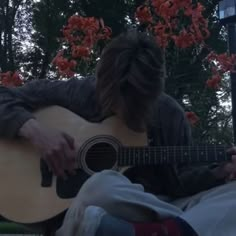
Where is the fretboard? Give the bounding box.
[117,145,230,166]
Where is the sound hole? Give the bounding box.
[85,142,117,172]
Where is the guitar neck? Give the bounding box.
[117,145,230,166]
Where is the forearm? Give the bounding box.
[178,165,226,196]
[0,86,35,138]
[0,78,84,139]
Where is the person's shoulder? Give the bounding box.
[68,75,96,86]
[156,93,185,114]
[60,76,96,96]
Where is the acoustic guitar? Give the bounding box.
[0,106,230,224]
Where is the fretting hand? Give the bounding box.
[213,147,236,181]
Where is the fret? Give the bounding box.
[181,146,184,163]
[118,148,122,166]
[158,148,161,164]
[154,149,157,165]
[133,148,136,165]
[173,146,176,163]
[143,148,145,165]
[160,147,163,164]
[218,148,224,162]
[196,147,198,161]
[120,148,125,166]
[215,147,218,162]
[133,148,139,165]
[132,148,134,165]
[136,148,139,165]
[137,148,140,165]
[206,146,212,163]
[194,146,197,163]
[128,147,130,165]
[138,148,141,165]
[161,147,165,164]
[206,145,209,162]
[144,148,146,164]
[188,145,192,162]
[123,148,126,165]
[154,148,157,165]
[144,148,148,165]
[164,147,167,163]
[200,148,206,162]
[137,148,141,165]
[214,145,217,162]
[148,147,150,165]
[188,148,192,163]
[119,148,122,166]
[159,148,162,164]
[144,149,147,165]
[147,148,151,165]
[224,145,227,162]
[127,148,131,165]
[163,147,167,164]
[125,148,128,165]
[162,150,165,164]
[183,149,188,162]
[167,147,169,164]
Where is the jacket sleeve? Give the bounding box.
[0,78,87,139]
[156,94,226,197]
[173,113,226,197]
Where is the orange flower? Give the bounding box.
[206,52,236,75]
[206,74,222,89]
[176,0,192,9]
[53,14,112,78]
[68,15,83,27]
[135,6,153,24]
[151,0,166,14]
[54,57,70,71]
[62,26,75,43]
[82,35,94,48]
[81,17,100,33]
[186,112,200,126]
[137,0,209,49]
[71,46,90,59]
[159,1,179,21]
[152,23,170,48]
[69,60,77,69]
[52,51,78,77]
[0,71,23,87]
[172,29,195,48]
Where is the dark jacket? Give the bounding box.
[0,76,225,198]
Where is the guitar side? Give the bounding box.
[0,106,147,224]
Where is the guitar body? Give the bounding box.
[0,106,147,224]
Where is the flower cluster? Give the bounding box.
[136,0,209,48]
[52,15,112,77]
[0,71,23,87]
[136,0,236,95]
[52,51,77,77]
[186,111,200,126]
[206,52,236,89]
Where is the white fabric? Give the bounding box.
[56,170,236,236]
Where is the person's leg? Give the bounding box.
[56,170,196,236]
[173,181,236,236]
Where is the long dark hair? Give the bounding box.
[96,30,164,131]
